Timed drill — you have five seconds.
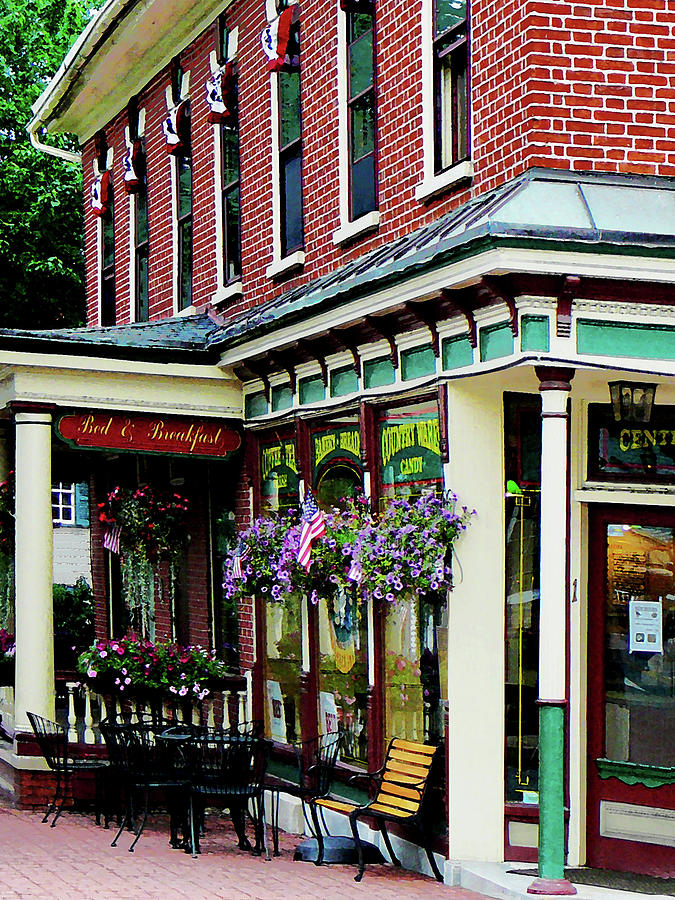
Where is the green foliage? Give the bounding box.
[53,576,94,646]
[0,0,104,328]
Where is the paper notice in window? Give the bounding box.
[629,598,663,654]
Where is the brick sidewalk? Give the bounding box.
[0,804,490,900]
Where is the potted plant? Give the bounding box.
[0,628,15,686]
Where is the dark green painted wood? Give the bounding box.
[521,315,550,352]
[577,319,675,360]
[401,345,436,380]
[298,375,325,405]
[271,384,293,412]
[330,365,358,397]
[363,356,396,388]
[442,335,474,369]
[245,391,268,418]
[480,322,514,362]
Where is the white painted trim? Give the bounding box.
[211,281,243,306]
[336,0,349,227]
[170,154,179,314]
[332,210,380,245]
[217,246,675,366]
[266,250,305,279]
[175,304,196,317]
[213,123,225,291]
[128,191,137,322]
[269,71,283,267]
[415,160,474,202]
[96,216,103,326]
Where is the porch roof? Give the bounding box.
[0,314,221,363]
[209,168,675,352]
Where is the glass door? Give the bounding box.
[587,505,675,875]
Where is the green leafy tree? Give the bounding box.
[0,0,103,328]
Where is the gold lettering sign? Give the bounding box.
[381,419,440,468]
[619,428,675,452]
[313,429,361,469]
[261,441,298,482]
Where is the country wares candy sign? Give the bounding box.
[56,411,241,459]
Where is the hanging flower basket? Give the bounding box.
[223,492,475,607]
[78,635,230,702]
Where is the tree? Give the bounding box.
[0,0,103,329]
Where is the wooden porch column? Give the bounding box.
[13,408,55,735]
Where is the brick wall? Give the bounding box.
[81,0,675,330]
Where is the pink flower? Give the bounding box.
[99,650,107,658]
[116,647,125,656]
[395,658,406,672]
[169,686,178,694]
[87,668,97,678]
[124,677,131,685]
[179,686,188,696]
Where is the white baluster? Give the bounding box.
[66,682,78,742]
[222,691,231,730]
[245,669,253,722]
[207,697,215,729]
[83,685,95,744]
[238,689,246,726]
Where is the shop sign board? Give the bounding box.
[589,404,675,482]
[55,410,241,459]
[312,424,362,475]
[379,411,442,487]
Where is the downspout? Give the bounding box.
[28,122,80,164]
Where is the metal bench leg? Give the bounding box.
[308,801,326,866]
[380,822,400,867]
[424,836,444,882]
[349,810,366,883]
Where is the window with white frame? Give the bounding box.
[346,2,377,221]
[433,0,468,174]
[217,21,241,285]
[164,58,192,311]
[278,53,303,257]
[52,483,75,526]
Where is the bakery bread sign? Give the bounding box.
[55,411,241,459]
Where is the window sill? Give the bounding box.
[332,211,380,246]
[596,757,675,788]
[175,304,196,318]
[415,160,473,202]
[211,281,243,306]
[266,251,305,280]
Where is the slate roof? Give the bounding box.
[209,167,675,350]
[0,314,221,362]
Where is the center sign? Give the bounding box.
[56,411,241,459]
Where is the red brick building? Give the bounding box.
[0,0,673,890]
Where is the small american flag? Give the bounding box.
[102,523,122,555]
[231,540,248,579]
[347,558,363,584]
[297,494,326,572]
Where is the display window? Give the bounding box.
[377,400,443,506]
[259,432,299,514]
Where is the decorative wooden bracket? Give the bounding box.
[297,339,329,387]
[442,289,477,349]
[405,301,440,357]
[246,362,271,403]
[365,316,399,369]
[329,327,362,378]
[480,276,518,337]
[557,275,580,338]
[268,350,297,394]
[437,383,449,465]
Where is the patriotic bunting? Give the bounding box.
[90,169,112,218]
[162,99,191,156]
[231,538,249,579]
[205,61,237,125]
[102,522,122,555]
[297,494,326,572]
[261,6,299,72]
[122,139,146,193]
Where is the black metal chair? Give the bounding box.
[27,711,109,827]
[188,732,271,859]
[266,731,343,859]
[100,718,191,852]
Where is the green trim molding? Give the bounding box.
[577,319,675,360]
[595,758,675,788]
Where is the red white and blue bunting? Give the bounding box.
[90,169,112,218]
[205,61,237,125]
[261,6,299,72]
[122,139,146,193]
[162,99,190,156]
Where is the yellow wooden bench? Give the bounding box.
[312,737,443,882]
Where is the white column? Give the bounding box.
[13,410,54,734]
[537,372,573,702]
[445,381,505,862]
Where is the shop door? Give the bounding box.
[587,505,675,875]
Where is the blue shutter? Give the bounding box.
[74,482,90,527]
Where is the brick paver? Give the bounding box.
[0,803,490,900]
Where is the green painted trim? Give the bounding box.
[442,335,474,369]
[330,365,358,397]
[271,384,293,412]
[577,318,675,360]
[245,392,268,418]
[538,704,566,881]
[363,356,396,388]
[480,322,514,362]
[298,375,325,405]
[521,315,550,352]
[401,345,436,380]
[595,758,675,788]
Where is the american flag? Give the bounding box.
[297,494,326,571]
[347,558,363,584]
[231,540,248,579]
[102,523,122,555]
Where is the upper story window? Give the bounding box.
[135,188,150,320]
[222,118,241,284]
[346,3,377,221]
[433,0,468,174]
[124,99,149,321]
[92,131,116,326]
[164,58,192,310]
[278,63,303,257]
